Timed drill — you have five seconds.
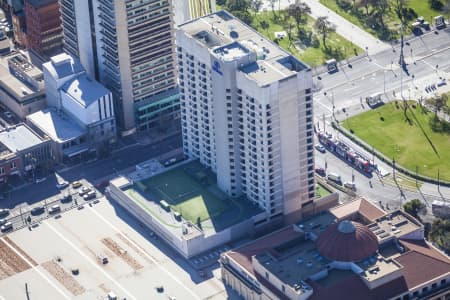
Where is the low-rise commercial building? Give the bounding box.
[221,198,450,300]
[27,53,116,162]
[0,52,46,119]
[0,123,51,179]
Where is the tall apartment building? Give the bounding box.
[59,0,179,133]
[177,11,315,221]
[24,0,63,56]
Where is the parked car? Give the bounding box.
[327,172,342,184]
[0,222,12,232]
[0,208,9,218]
[315,144,326,153]
[83,191,96,200]
[56,181,69,189]
[0,218,7,226]
[71,181,82,189]
[79,186,91,196]
[344,182,356,190]
[60,194,72,203]
[30,206,45,216]
[48,204,61,214]
[315,167,326,177]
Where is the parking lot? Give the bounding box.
[0,198,231,300]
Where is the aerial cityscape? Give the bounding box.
[0,0,449,299]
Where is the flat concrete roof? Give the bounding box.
[26,109,85,143]
[0,54,44,102]
[0,124,44,152]
[43,53,84,80]
[179,10,309,86]
[368,210,422,243]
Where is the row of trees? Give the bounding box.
[220,0,337,50]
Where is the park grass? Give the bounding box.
[343,101,450,181]
[319,0,443,41]
[251,11,361,67]
[139,161,233,223]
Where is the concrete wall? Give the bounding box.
[109,179,263,258]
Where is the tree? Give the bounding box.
[260,19,270,33]
[251,0,263,16]
[314,16,336,49]
[429,218,450,251]
[429,0,444,10]
[403,199,425,219]
[226,0,251,12]
[288,0,311,32]
[372,0,390,28]
[443,0,450,17]
[358,0,373,16]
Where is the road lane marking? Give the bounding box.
[44,221,138,300]
[0,237,71,300]
[87,205,202,300]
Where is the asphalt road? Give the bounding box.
[312,28,450,207]
[2,134,182,210]
[314,27,450,121]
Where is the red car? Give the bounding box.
[315,167,326,177]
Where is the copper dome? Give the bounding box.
[316,220,378,262]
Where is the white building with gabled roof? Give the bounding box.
[27,53,116,162]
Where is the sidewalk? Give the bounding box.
[262,0,390,55]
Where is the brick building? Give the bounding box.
[24,0,62,56]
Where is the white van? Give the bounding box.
[327,173,342,184]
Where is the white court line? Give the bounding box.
[0,237,71,300]
[87,205,202,300]
[44,221,138,300]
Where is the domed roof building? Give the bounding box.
[316,220,379,262]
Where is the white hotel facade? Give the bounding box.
[176,11,315,221]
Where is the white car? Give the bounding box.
[48,205,61,214]
[315,144,326,153]
[35,177,46,183]
[56,181,69,189]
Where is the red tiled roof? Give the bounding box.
[316,221,378,262]
[358,198,386,221]
[226,226,301,275]
[330,197,386,222]
[400,239,450,263]
[396,250,450,289]
[307,274,408,300]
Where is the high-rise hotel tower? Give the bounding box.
[177,11,315,221]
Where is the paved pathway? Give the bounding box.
[261,0,390,55]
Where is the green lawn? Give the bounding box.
[319,0,443,41]
[251,11,361,66]
[316,183,332,198]
[139,161,232,222]
[343,101,450,181]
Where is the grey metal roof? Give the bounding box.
[26,109,85,143]
[62,74,110,108]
